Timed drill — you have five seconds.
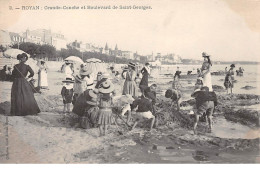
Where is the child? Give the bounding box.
[194,77,203,91]
[130,94,155,131]
[61,78,74,114]
[97,80,115,136]
[192,86,217,134]
[165,88,182,111]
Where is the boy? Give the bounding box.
[192,86,217,134]
[61,78,74,114]
[165,88,182,111]
[130,94,155,131]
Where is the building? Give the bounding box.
[23,29,67,50]
[0,30,12,47]
[9,32,25,45]
[121,51,134,60]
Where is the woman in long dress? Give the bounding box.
[37,60,48,89]
[139,62,150,95]
[122,62,138,97]
[199,52,213,91]
[10,53,40,116]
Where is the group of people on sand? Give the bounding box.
[9,51,224,136]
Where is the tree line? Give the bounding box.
[8,42,148,64]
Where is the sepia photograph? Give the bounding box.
[0,0,259,164]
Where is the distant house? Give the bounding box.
[121,51,134,60]
[23,29,67,50]
[9,32,25,45]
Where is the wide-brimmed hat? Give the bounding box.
[202,52,210,57]
[86,98,97,106]
[128,62,136,68]
[145,62,150,66]
[62,77,74,83]
[230,64,235,68]
[89,89,98,99]
[80,69,92,76]
[98,80,114,93]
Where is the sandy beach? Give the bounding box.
[0,62,259,163]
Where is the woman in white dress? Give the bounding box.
[37,60,48,89]
[199,52,213,91]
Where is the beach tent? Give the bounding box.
[85,58,108,75]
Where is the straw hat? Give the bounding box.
[128,62,136,68]
[62,77,74,83]
[202,52,210,57]
[98,80,114,93]
[89,89,97,99]
[86,98,97,106]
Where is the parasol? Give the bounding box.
[64,56,84,64]
[3,48,30,58]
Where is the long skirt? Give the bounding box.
[203,72,213,91]
[122,80,138,97]
[98,108,113,125]
[10,78,40,116]
[38,70,48,88]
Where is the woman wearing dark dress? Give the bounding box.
[139,63,150,95]
[10,53,40,116]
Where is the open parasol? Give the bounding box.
[3,48,30,58]
[64,56,84,64]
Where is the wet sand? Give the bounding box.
[0,66,260,163]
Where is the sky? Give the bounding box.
[0,0,260,62]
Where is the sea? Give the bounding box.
[149,64,260,96]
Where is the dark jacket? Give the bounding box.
[143,87,156,104]
[131,97,153,113]
[195,91,217,108]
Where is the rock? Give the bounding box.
[241,86,256,90]
[212,85,225,92]
[211,71,225,76]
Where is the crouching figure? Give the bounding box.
[192,86,217,134]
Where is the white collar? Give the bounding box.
[63,83,73,89]
[144,66,150,74]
